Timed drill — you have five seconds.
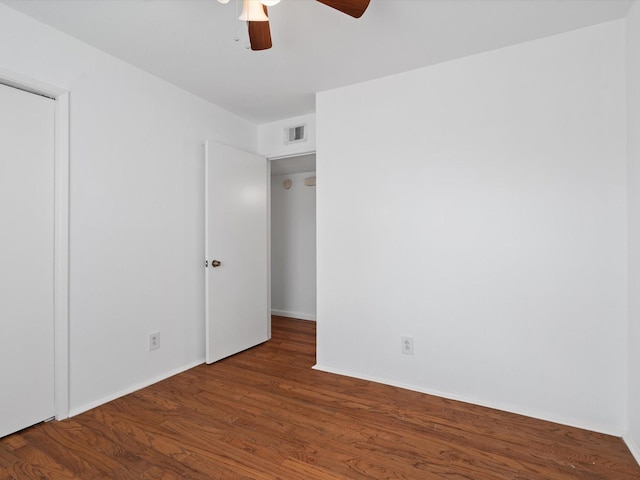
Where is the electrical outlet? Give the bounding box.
[149,331,160,351]
[401,336,414,355]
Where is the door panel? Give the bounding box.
[0,83,55,437]
[205,141,269,363]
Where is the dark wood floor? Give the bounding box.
[1,316,638,479]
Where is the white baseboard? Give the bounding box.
[68,358,204,417]
[312,363,622,437]
[624,434,640,466]
[271,309,316,321]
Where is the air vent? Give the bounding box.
[284,124,307,145]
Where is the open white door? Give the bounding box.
[205,141,269,363]
[0,83,55,437]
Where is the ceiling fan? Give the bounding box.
[217,0,371,51]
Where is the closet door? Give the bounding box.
[0,83,55,437]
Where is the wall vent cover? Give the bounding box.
[284,124,307,145]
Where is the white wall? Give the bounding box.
[626,0,640,462]
[271,172,317,320]
[316,21,627,435]
[258,113,316,158]
[0,4,257,414]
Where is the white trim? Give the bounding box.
[54,92,70,420]
[624,434,640,466]
[0,69,70,421]
[271,309,316,321]
[312,363,623,437]
[204,142,211,363]
[266,149,316,161]
[68,359,204,418]
[267,160,272,338]
[0,67,65,99]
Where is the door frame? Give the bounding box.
[0,68,70,421]
[267,151,317,323]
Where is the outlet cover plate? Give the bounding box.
[401,336,414,355]
[149,332,160,351]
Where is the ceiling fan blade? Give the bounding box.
[248,5,272,50]
[316,0,370,18]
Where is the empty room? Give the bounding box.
[1,0,639,478]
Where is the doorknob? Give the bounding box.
[211,260,222,268]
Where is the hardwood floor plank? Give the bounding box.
[1,316,638,479]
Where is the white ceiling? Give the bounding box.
[3,0,633,124]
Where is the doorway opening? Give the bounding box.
[269,153,317,323]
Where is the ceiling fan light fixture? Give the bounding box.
[239,0,269,21]
[216,0,230,3]
[260,0,281,5]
